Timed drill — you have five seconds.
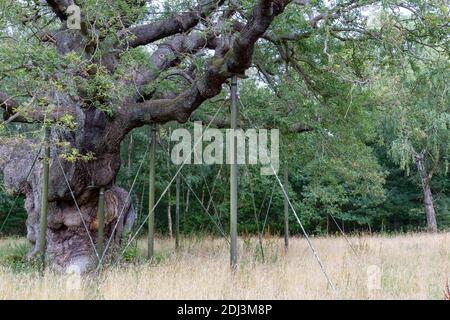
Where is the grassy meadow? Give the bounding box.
[0,232,449,300]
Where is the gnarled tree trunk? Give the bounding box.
[0,110,136,273]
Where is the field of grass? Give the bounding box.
[0,232,449,299]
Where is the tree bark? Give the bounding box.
[0,129,135,273]
[415,152,438,232]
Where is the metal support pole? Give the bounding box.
[96,187,105,266]
[148,123,157,260]
[39,127,50,273]
[230,76,239,271]
[283,165,289,252]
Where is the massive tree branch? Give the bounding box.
[124,0,225,48]
[132,31,219,89]
[123,0,291,127]
[191,111,313,132]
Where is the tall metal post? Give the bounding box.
[96,187,105,267]
[148,123,157,260]
[175,165,181,250]
[284,165,289,252]
[39,127,50,273]
[230,76,239,271]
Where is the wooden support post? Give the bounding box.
[230,76,238,271]
[283,165,289,252]
[175,165,181,250]
[38,127,50,273]
[96,187,105,267]
[148,123,157,260]
[167,129,173,239]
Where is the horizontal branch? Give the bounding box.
[132,31,219,88]
[122,0,291,128]
[124,0,225,48]
[190,111,313,133]
[126,86,205,124]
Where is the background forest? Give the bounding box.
[0,0,449,238]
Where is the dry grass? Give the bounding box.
[0,232,449,300]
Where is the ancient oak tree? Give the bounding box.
[0,0,293,272]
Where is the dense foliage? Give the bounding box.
[0,0,449,237]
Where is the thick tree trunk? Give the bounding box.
[415,152,438,232]
[0,110,136,273]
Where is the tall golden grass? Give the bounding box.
[0,232,449,299]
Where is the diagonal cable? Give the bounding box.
[95,143,150,272]
[56,155,100,261]
[329,212,359,257]
[159,141,229,242]
[238,98,336,291]
[261,181,276,234]
[179,172,230,243]
[270,162,336,292]
[112,103,226,265]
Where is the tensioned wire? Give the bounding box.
[200,165,227,232]
[269,161,336,291]
[238,98,337,292]
[179,171,230,244]
[95,141,150,272]
[261,181,276,234]
[108,101,226,267]
[236,98,359,259]
[0,122,50,234]
[328,212,359,257]
[0,118,101,261]
[136,138,230,243]
[55,142,101,262]
[158,140,230,243]
[243,163,266,261]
